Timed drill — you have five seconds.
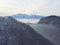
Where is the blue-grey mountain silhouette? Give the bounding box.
[12,14,43,19]
[0,16,54,45]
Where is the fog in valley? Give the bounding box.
[0,0,60,45]
[15,15,60,45]
[29,24,60,45]
[0,16,55,45]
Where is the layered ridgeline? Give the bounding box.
[0,16,54,45]
[38,15,60,27]
[33,15,60,45]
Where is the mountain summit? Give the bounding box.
[38,15,60,25]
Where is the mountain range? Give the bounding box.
[0,16,54,45]
[12,14,44,19]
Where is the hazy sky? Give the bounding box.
[0,0,60,16]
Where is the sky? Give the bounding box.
[0,0,60,16]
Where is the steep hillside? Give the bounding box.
[29,24,60,45]
[0,16,54,45]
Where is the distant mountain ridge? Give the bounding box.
[12,14,44,19]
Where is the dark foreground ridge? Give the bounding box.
[0,16,54,45]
